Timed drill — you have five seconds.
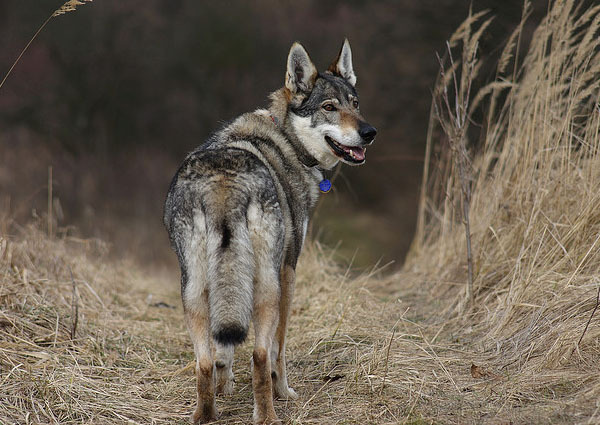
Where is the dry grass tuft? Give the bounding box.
[0,223,193,423]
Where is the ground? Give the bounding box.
[2,226,595,424]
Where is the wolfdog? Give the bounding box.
[164,39,376,424]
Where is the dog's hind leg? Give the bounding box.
[180,213,217,424]
[251,278,280,424]
[214,342,234,395]
[271,264,298,400]
[185,300,217,424]
[248,203,283,424]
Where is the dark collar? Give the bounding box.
[270,114,320,168]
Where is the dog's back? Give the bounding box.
[164,148,275,343]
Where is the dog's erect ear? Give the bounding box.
[328,38,357,87]
[286,42,318,94]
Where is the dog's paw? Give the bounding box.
[273,380,298,400]
[253,412,281,425]
[215,364,234,396]
[271,370,299,400]
[216,378,234,396]
[275,385,298,400]
[192,403,217,424]
[257,419,282,425]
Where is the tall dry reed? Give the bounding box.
[408,0,600,377]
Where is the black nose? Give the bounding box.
[358,122,377,143]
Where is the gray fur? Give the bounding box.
[165,145,284,344]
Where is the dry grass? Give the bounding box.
[2,223,594,424]
[3,1,600,424]
[0,222,402,424]
[0,221,411,424]
[408,0,600,421]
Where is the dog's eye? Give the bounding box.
[352,100,359,108]
[322,103,336,112]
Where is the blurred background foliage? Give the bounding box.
[0,0,547,269]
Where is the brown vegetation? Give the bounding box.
[409,0,600,419]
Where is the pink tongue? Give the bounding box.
[350,146,365,161]
[339,143,365,161]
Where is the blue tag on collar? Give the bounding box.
[319,179,332,193]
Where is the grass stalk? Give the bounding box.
[0,1,93,92]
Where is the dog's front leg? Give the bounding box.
[271,264,298,400]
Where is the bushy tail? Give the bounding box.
[206,218,254,346]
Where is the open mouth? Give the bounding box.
[325,136,366,164]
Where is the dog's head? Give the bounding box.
[284,39,377,169]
